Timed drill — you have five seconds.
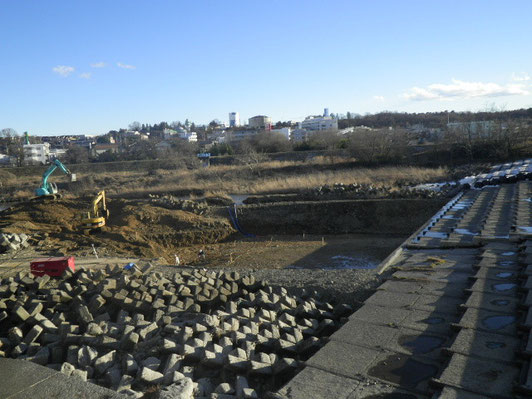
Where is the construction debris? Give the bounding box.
[0,232,30,253]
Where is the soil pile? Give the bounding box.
[0,198,234,262]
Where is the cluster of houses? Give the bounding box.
[0,107,504,167]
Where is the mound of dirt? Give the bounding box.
[0,197,234,262]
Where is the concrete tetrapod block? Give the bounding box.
[157,377,194,399]
[137,366,164,384]
[94,349,116,374]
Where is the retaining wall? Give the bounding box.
[236,199,446,235]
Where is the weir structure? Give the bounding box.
[275,160,532,398]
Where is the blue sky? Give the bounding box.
[1,0,531,135]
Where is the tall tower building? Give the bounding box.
[229,112,240,127]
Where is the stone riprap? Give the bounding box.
[274,178,532,398]
[0,263,352,398]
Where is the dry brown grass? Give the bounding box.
[99,162,449,196]
[2,158,450,199]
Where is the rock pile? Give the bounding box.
[149,195,209,215]
[0,232,30,253]
[313,182,453,199]
[0,264,352,398]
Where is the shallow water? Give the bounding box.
[399,334,445,355]
[481,315,515,330]
[495,272,514,279]
[320,255,378,270]
[368,354,438,388]
[229,194,250,205]
[492,283,517,292]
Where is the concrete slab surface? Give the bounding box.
[350,304,458,334]
[468,278,519,297]
[392,269,471,285]
[473,267,519,282]
[457,307,518,336]
[0,358,123,399]
[366,351,442,393]
[274,366,359,399]
[330,322,448,357]
[378,279,466,298]
[365,291,462,315]
[463,291,519,313]
[447,328,520,363]
[437,386,491,399]
[346,378,430,399]
[305,340,382,378]
[435,353,519,398]
[475,258,520,270]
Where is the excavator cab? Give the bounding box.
[81,190,109,234]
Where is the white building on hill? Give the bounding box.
[229,112,240,127]
[301,108,338,131]
[23,143,50,165]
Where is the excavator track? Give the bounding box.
[29,194,60,203]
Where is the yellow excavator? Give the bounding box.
[81,190,109,234]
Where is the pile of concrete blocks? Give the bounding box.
[0,264,353,398]
[0,232,30,253]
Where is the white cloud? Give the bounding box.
[404,79,529,101]
[52,65,75,77]
[373,95,385,101]
[511,72,530,82]
[90,62,106,68]
[117,62,136,70]
[79,72,92,79]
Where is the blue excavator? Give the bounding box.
[35,159,73,199]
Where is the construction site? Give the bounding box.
[0,157,531,399]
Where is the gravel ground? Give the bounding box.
[157,264,390,307]
[243,267,388,306]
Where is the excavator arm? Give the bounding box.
[81,190,109,234]
[35,159,72,197]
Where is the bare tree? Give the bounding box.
[128,121,141,131]
[0,128,18,138]
[348,129,397,163]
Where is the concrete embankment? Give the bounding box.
[236,199,446,235]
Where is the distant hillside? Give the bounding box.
[339,108,532,129]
